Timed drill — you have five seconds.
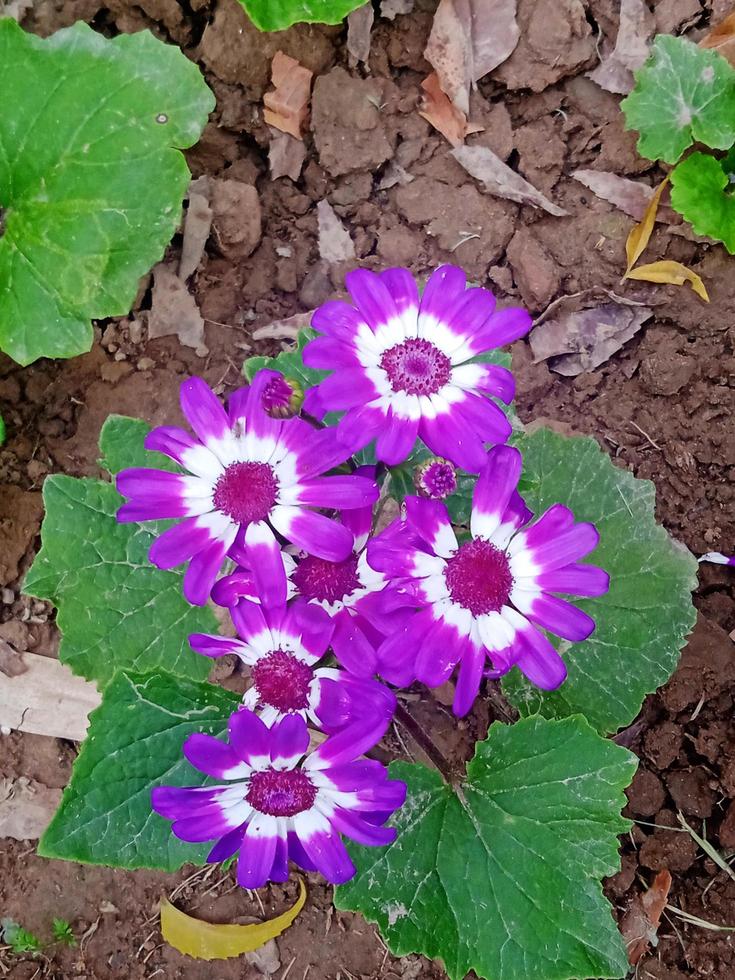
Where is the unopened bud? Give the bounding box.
[414,457,457,499]
[262,374,304,419]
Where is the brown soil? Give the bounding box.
[1,0,735,977]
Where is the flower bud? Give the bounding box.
[262,373,304,419]
[414,457,457,499]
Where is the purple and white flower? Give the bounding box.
[369,445,609,716]
[302,265,531,471]
[115,371,378,606]
[699,552,735,567]
[212,475,405,677]
[152,710,406,888]
[189,600,395,733]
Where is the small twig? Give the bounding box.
[666,905,735,931]
[394,702,454,784]
[677,812,735,886]
[629,420,662,451]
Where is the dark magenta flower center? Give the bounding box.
[251,649,313,712]
[380,338,451,396]
[212,461,278,524]
[292,553,361,604]
[444,538,514,616]
[246,768,317,817]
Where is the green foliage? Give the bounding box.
[52,919,76,947]
[336,715,635,980]
[1,920,42,955]
[502,427,697,734]
[24,417,216,688]
[39,670,241,870]
[621,34,735,163]
[243,328,324,388]
[670,150,735,253]
[0,413,5,445]
[239,0,369,31]
[0,19,213,366]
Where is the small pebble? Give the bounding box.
[137,357,155,371]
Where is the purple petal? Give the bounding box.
[404,496,456,558]
[375,411,420,467]
[244,520,287,610]
[477,306,532,348]
[207,826,245,863]
[521,522,601,572]
[308,720,385,771]
[230,598,269,644]
[521,593,596,643]
[144,426,198,466]
[290,600,335,660]
[329,806,397,847]
[243,370,285,444]
[419,407,489,474]
[210,570,258,607]
[237,815,279,889]
[452,363,515,403]
[452,641,485,717]
[180,377,230,447]
[315,368,379,410]
[293,811,355,884]
[512,504,575,554]
[454,392,512,445]
[271,507,354,563]
[183,733,251,779]
[420,265,466,324]
[324,759,391,792]
[294,475,379,510]
[513,621,567,690]
[189,633,246,659]
[302,337,361,370]
[345,268,400,332]
[336,404,387,455]
[414,618,461,687]
[116,469,203,521]
[228,709,271,767]
[288,425,357,479]
[183,535,233,606]
[330,613,378,677]
[471,445,523,541]
[270,714,310,770]
[534,563,610,598]
[379,267,420,322]
[311,300,366,343]
[152,784,229,819]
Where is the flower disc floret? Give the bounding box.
[114,369,378,606]
[302,265,531,472]
[152,710,407,888]
[368,444,610,717]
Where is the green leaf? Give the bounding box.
[240,0,368,31]
[621,34,735,163]
[39,670,240,870]
[23,418,216,688]
[98,413,179,474]
[0,413,5,446]
[0,19,214,365]
[243,328,325,388]
[336,715,635,980]
[670,150,735,252]
[502,427,698,734]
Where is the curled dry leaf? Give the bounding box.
[425,0,520,114]
[317,199,356,263]
[347,4,374,64]
[419,72,483,147]
[451,144,568,216]
[252,311,314,341]
[625,260,710,302]
[0,777,62,841]
[380,0,414,17]
[621,869,672,965]
[530,298,653,376]
[179,177,213,281]
[588,0,654,94]
[161,878,306,959]
[700,12,735,67]
[625,177,668,271]
[572,169,654,221]
[149,264,207,352]
[263,51,313,141]
[378,161,415,189]
[269,129,307,182]
[0,652,100,741]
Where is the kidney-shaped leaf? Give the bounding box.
[502,427,698,734]
[336,715,635,980]
[24,417,216,688]
[39,669,240,870]
[0,19,213,365]
[240,0,368,31]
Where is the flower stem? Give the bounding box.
[394,701,455,785]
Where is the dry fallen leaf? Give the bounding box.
[263,51,313,141]
[0,777,62,841]
[625,177,668,271]
[381,0,414,17]
[625,260,710,302]
[588,0,654,94]
[419,72,483,147]
[425,0,520,114]
[161,878,306,960]
[0,651,100,741]
[378,161,415,189]
[451,144,568,216]
[700,11,735,67]
[252,311,314,341]
[179,177,213,281]
[317,200,356,263]
[530,299,652,375]
[572,169,654,221]
[347,4,374,64]
[621,869,673,965]
[268,129,307,181]
[149,264,207,351]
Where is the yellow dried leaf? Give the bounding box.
[624,260,709,302]
[160,878,306,960]
[625,177,668,271]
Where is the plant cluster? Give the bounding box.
[27,266,698,980]
[623,34,735,252]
